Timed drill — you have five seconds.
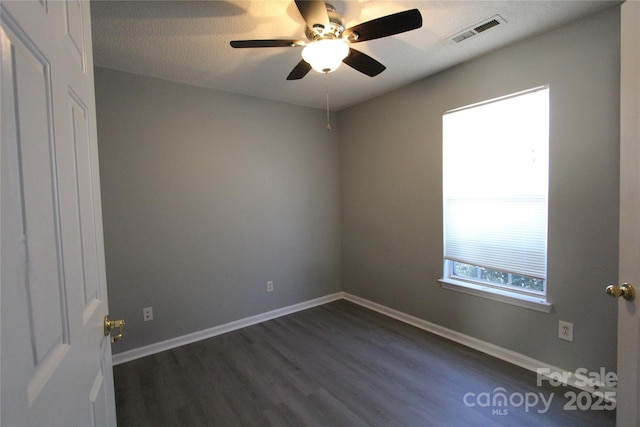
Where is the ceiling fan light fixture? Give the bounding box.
[301,39,349,73]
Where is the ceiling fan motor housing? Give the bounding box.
[305,3,345,40]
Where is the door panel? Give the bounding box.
[69,89,103,319]
[2,8,72,407]
[1,1,116,425]
[64,0,86,67]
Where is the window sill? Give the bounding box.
[439,278,553,313]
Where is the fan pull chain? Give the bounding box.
[325,72,331,131]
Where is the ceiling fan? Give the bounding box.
[230,1,423,80]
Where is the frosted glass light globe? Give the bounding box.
[301,39,349,73]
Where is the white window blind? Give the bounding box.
[443,87,549,280]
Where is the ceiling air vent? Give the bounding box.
[449,15,506,43]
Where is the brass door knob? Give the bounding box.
[606,283,635,301]
[104,315,125,343]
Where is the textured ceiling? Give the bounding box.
[91,1,619,111]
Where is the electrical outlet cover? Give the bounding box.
[558,320,573,342]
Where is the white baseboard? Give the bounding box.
[111,292,344,365]
[342,292,616,399]
[112,291,615,399]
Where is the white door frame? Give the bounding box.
[615,1,640,425]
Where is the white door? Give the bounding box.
[615,1,640,425]
[1,1,118,426]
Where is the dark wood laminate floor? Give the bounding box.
[114,300,615,426]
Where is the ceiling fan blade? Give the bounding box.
[342,48,386,77]
[343,9,422,43]
[287,60,312,80]
[295,0,329,32]
[230,39,304,48]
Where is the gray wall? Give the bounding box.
[95,68,341,353]
[96,5,621,373]
[339,6,620,373]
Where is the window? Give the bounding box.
[441,86,550,311]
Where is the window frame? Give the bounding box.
[440,86,552,312]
